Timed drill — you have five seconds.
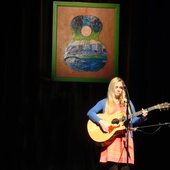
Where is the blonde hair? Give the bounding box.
[105,77,127,115]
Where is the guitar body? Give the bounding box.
[87,111,126,143]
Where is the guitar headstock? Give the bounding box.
[155,102,170,111]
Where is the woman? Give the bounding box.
[87,77,148,170]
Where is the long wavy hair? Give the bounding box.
[104,77,127,115]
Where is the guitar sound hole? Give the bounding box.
[111,118,119,124]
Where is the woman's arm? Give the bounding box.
[87,99,106,123]
[130,101,148,126]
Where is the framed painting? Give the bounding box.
[52,1,120,82]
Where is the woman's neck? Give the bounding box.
[113,98,120,104]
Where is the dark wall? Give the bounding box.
[3,0,170,170]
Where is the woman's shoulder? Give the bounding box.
[97,98,107,105]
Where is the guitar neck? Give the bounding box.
[128,105,156,119]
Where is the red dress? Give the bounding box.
[99,104,134,164]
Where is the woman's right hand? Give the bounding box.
[99,120,109,133]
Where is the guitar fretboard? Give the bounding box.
[128,106,156,119]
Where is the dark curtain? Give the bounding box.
[3,0,169,170]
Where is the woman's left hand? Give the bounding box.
[142,108,148,117]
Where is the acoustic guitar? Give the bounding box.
[87,102,170,143]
